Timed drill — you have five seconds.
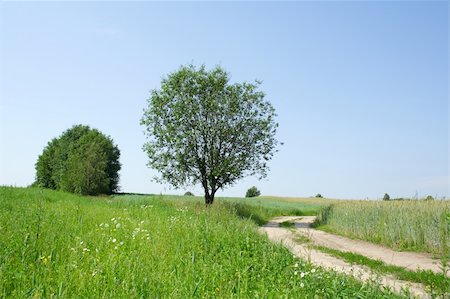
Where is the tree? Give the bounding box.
[245,186,261,198]
[141,65,278,205]
[35,125,121,195]
[315,193,323,198]
[383,193,390,201]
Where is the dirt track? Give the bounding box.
[259,216,448,298]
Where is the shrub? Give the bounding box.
[424,195,434,201]
[245,186,261,198]
[315,193,323,198]
[35,125,121,195]
[184,191,194,196]
[383,193,390,201]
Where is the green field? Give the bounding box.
[314,200,450,255]
[0,187,402,298]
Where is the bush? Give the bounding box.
[383,193,390,201]
[35,125,121,195]
[315,193,323,198]
[424,195,434,201]
[245,186,261,198]
[184,191,194,196]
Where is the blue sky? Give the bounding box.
[0,1,448,199]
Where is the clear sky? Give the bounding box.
[0,1,448,199]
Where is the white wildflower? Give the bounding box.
[112,238,117,243]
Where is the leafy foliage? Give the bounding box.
[141,65,279,204]
[184,191,194,196]
[315,193,323,198]
[35,125,121,195]
[245,186,261,198]
[383,193,390,201]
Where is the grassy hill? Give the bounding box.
[0,187,400,298]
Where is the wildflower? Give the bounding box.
[300,272,305,278]
[112,238,117,243]
[99,223,104,227]
[120,241,124,246]
[300,283,304,288]
[111,217,115,222]
[311,268,316,273]
[104,223,109,228]
[116,223,121,229]
[294,271,298,275]
[80,241,84,245]
[294,263,298,268]
[114,246,118,250]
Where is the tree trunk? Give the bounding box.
[204,190,215,205]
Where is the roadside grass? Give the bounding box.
[313,245,449,298]
[0,187,402,298]
[314,201,450,256]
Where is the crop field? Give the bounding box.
[315,200,450,256]
[0,187,402,298]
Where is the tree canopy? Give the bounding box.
[35,125,121,195]
[141,64,279,204]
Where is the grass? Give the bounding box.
[280,221,296,228]
[0,187,403,298]
[313,245,449,298]
[220,196,327,225]
[314,200,450,255]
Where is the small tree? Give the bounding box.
[424,195,434,201]
[315,193,323,198]
[141,65,279,205]
[383,193,390,201]
[35,125,121,195]
[184,191,194,196]
[246,186,261,198]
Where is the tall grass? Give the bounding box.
[315,200,450,255]
[0,187,401,298]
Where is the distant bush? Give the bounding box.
[383,193,390,201]
[424,195,434,201]
[184,191,194,196]
[35,124,121,195]
[245,186,261,198]
[315,193,323,198]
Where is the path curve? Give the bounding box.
[259,216,444,298]
[270,216,446,274]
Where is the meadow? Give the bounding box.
[314,200,450,256]
[0,187,401,298]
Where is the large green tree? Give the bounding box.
[141,65,279,205]
[35,125,121,195]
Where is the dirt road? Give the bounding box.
[259,216,447,298]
